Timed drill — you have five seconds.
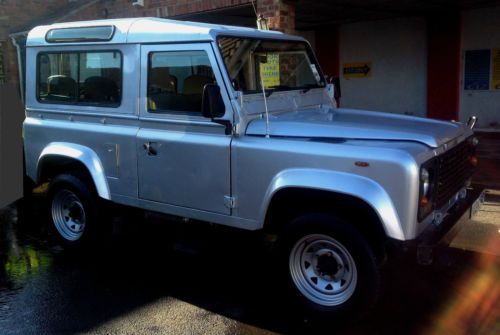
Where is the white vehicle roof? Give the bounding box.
[27,17,305,46]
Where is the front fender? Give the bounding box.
[37,142,111,200]
[261,168,404,240]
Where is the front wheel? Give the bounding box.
[290,233,358,307]
[280,213,381,318]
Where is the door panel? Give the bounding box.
[137,43,232,215]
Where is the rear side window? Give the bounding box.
[37,51,122,106]
[147,50,216,114]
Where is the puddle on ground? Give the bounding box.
[0,205,52,321]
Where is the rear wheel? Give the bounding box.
[48,174,107,246]
[52,188,87,241]
[280,213,381,318]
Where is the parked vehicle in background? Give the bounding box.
[22,18,483,317]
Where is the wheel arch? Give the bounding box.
[37,142,110,200]
[261,169,405,241]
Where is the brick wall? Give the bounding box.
[61,0,255,22]
[258,0,295,33]
[61,0,294,32]
[1,0,296,88]
[0,0,69,87]
[0,0,67,40]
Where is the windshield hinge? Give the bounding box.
[224,195,237,209]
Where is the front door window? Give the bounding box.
[147,50,216,114]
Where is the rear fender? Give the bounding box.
[37,142,110,200]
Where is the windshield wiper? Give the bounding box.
[266,85,292,97]
[266,84,320,96]
[300,84,322,94]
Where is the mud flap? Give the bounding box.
[0,83,24,208]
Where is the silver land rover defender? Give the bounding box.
[23,18,482,316]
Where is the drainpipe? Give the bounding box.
[9,34,25,103]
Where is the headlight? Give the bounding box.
[418,163,436,221]
[467,136,479,168]
[468,136,479,147]
[420,168,430,196]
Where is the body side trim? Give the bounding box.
[111,194,260,230]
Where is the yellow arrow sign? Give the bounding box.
[343,62,372,79]
[492,49,500,90]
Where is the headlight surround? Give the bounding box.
[418,161,436,221]
[467,136,479,168]
[420,168,430,196]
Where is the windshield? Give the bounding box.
[217,37,325,94]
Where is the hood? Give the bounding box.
[245,108,471,148]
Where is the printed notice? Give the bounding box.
[259,53,280,89]
[464,50,490,90]
[492,49,500,90]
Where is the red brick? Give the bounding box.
[1,0,295,87]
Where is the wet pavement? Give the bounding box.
[0,192,499,335]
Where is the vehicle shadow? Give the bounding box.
[1,200,497,334]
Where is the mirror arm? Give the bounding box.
[212,119,232,135]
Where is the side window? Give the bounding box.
[37,51,122,106]
[148,50,216,114]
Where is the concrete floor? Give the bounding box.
[0,191,499,335]
[451,189,500,255]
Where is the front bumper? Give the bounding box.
[389,186,485,265]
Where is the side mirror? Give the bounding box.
[467,116,477,129]
[327,77,341,108]
[202,84,225,119]
[326,84,334,99]
[202,83,232,135]
[331,77,341,101]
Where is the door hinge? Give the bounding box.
[224,195,236,209]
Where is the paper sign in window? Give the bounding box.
[259,53,280,89]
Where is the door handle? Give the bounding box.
[143,142,157,156]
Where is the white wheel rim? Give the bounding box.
[52,189,86,241]
[289,234,358,306]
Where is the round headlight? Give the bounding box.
[472,137,479,146]
[421,168,430,196]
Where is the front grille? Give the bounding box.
[434,139,474,208]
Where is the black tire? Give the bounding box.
[47,173,109,247]
[279,213,381,319]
